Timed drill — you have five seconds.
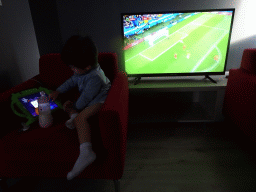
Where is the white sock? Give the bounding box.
[67,142,96,180]
[65,113,78,129]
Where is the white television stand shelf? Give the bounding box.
[128,72,229,124]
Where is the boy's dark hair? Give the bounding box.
[61,35,98,69]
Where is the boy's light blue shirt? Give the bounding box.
[56,63,111,112]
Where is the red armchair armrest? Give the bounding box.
[0,75,45,137]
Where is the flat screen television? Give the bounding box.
[121,8,235,84]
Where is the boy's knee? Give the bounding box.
[74,103,102,123]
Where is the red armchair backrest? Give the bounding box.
[39,52,119,90]
[98,52,119,83]
[240,48,256,74]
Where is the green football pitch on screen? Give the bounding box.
[124,12,233,75]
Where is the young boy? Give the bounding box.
[49,35,111,180]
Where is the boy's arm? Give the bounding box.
[56,76,77,94]
[73,75,102,111]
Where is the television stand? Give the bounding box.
[134,76,141,85]
[204,75,217,84]
[134,75,217,85]
[128,74,228,123]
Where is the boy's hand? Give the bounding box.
[63,100,74,113]
[49,91,60,101]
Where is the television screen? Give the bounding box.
[121,9,235,77]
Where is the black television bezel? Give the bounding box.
[121,8,235,78]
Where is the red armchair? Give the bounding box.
[222,48,256,144]
[0,52,129,192]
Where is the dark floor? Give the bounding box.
[1,121,256,192]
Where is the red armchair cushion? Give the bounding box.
[0,110,109,178]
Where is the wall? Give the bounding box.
[28,1,63,56]
[224,0,256,67]
[54,0,254,123]
[55,0,119,54]
[1,0,256,93]
[55,0,254,72]
[0,0,40,93]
